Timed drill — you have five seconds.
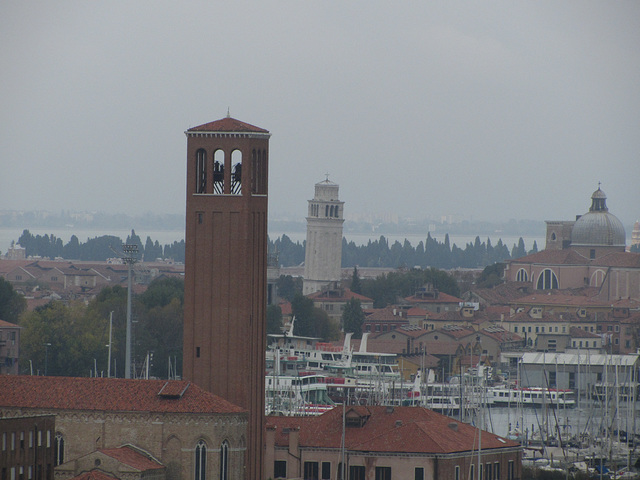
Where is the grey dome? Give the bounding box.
[571,188,626,246]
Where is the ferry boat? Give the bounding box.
[487,385,576,408]
[265,372,334,416]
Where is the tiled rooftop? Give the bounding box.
[0,376,245,414]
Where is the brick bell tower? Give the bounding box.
[183,115,269,480]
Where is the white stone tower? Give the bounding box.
[303,178,345,295]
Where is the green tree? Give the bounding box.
[0,277,26,324]
[476,263,505,289]
[20,301,108,377]
[291,293,340,341]
[276,275,302,302]
[291,294,315,337]
[139,277,184,310]
[342,298,364,339]
[136,297,183,379]
[267,304,283,335]
[350,267,362,294]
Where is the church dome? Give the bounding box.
[571,187,626,247]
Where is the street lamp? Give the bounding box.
[43,343,51,376]
[122,244,138,379]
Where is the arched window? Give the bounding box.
[590,269,606,287]
[213,150,224,194]
[196,149,207,194]
[536,269,559,290]
[230,150,242,195]
[330,205,335,217]
[325,205,329,217]
[219,440,229,480]
[334,206,339,218]
[516,269,529,282]
[195,440,207,480]
[54,433,64,466]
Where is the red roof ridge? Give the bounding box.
[187,116,269,134]
[0,376,245,414]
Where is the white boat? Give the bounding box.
[488,385,576,408]
[267,321,402,406]
[400,370,461,416]
[265,372,335,416]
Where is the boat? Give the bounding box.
[488,385,576,408]
[400,370,461,416]
[265,371,335,416]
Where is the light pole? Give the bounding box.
[43,343,51,376]
[106,311,113,378]
[122,244,138,379]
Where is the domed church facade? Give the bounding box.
[504,187,640,301]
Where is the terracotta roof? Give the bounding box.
[405,291,462,304]
[480,327,522,343]
[70,471,118,480]
[407,307,427,317]
[307,288,373,303]
[431,325,476,340]
[470,282,533,305]
[393,325,430,338]
[278,301,292,316]
[268,406,518,454]
[512,292,612,308]
[187,116,269,134]
[0,376,244,414]
[0,319,19,328]
[569,326,601,339]
[510,249,640,268]
[365,306,410,322]
[99,445,164,471]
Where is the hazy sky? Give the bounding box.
[1,2,639,226]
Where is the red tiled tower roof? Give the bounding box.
[187,116,269,134]
[0,376,245,414]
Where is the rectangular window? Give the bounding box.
[485,464,492,480]
[29,432,33,448]
[514,326,518,333]
[321,462,331,480]
[454,466,460,480]
[2,432,5,450]
[304,462,319,480]
[46,431,50,448]
[11,433,15,450]
[349,466,366,480]
[415,467,424,480]
[508,461,514,480]
[375,467,391,480]
[273,461,286,479]
[196,347,200,358]
[470,465,475,480]
[494,462,500,480]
